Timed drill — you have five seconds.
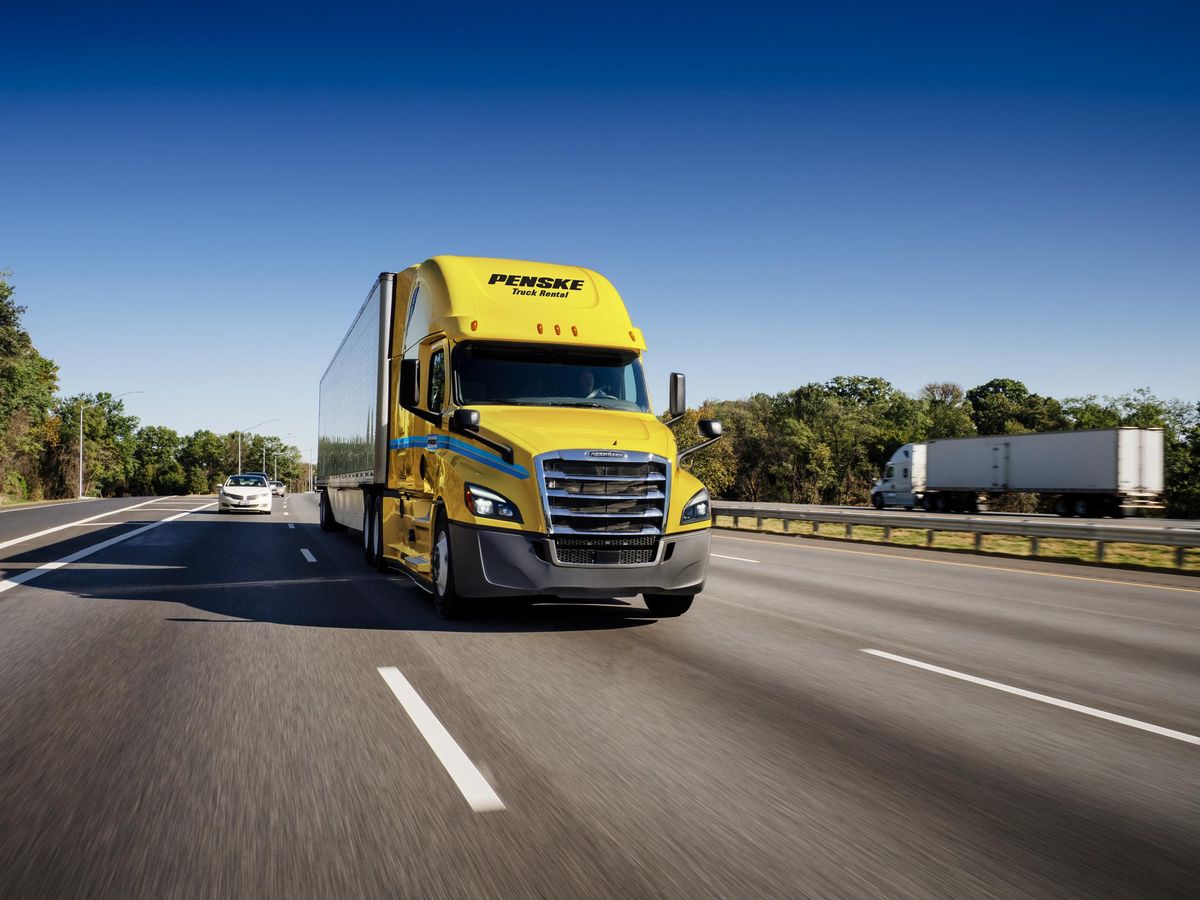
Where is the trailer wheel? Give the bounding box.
[431,515,473,620]
[1072,497,1092,517]
[362,495,377,565]
[871,493,884,510]
[319,491,344,532]
[644,594,694,617]
[372,496,388,571]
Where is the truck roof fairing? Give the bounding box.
[399,255,646,354]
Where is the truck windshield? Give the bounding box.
[453,342,650,412]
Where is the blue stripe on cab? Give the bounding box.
[386,435,529,479]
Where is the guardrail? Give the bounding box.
[710,502,1200,569]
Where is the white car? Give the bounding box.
[270,480,286,497]
[218,474,273,514]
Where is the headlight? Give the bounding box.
[681,489,710,524]
[464,483,522,523]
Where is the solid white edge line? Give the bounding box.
[861,649,1200,745]
[0,496,172,552]
[377,666,505,812]
[0,502,215,595]
[300,548,317,562]
[711,553,760,563]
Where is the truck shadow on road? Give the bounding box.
[48,519,663,633]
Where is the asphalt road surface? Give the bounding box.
[0,494,1196,898]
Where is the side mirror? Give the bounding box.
[669,372,686,420]
[451,408,480,431]
[698,419,722,439]
[399,358,420,410]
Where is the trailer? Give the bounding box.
[870,428,1164,517]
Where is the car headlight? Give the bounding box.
[681,488,710,524]
[464,483,522,523]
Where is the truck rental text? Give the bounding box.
[316,256,722,618]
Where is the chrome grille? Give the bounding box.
[538,451,670,536]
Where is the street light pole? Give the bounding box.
[236,418,279,474]
[78,391,143,499]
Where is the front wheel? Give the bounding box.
[644,594,694,617]
[871,493,885,510]
[431,517,473,620]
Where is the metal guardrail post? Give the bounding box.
[1030,536,1039,557]
[846,523,853,538]
[1096,542,1105,563]
[882,525,891,542]
[756,516,763,531]
[926,529,934,547]
[974,533,983,552]
[1178,547,1187,568]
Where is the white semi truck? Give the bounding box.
[870,428,1164,517]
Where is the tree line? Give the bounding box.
[674,375,1200,519]
[1,272,306,501]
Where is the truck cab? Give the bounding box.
[870,443,926,509]
[318,256,721,619]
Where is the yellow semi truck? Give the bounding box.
[316,256,722,618]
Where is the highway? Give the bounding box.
[0,495,1196,898]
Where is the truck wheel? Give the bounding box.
[320,491,347,532]
[372,496,388,571]
[1072,497,1092,517]
[644,594,694,617]
[871,493,884,510]
[431,517,473,620]
[362,495,377,565]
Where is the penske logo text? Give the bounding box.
[488,273,585,299]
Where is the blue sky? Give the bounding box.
[2,1,1197,458]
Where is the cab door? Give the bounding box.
[398,338,447,571]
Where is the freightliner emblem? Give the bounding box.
[585,450,628,460]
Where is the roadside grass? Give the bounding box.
[712,515,1199,574]
[0,496,92,510]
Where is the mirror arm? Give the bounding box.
[448,421,515,465]
[664,414,686,427]
[678,434,723,463]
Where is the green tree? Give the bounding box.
[920,382,976,439]
[966,378,1067,435]
[132,425,186,495]
[0,271,59,499]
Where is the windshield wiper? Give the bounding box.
[545,401,609,408]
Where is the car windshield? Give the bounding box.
[453,343,649,412]
[227,476,268,487]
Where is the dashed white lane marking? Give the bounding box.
[288,524,295,529]
[284,511,289,516]
[861,649,1200,746]
[0,497,169,552]
[377,666,505,813]
[300,548,317,562]
[711,553,759,563]
[0,502,215,595]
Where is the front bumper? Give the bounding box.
[449,523,710,599]
[219,497,271,511]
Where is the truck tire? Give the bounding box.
[372,496,388,571]
[871,493,884,510]
[362,495,377,565]
[431,515,473,620]
[319,491,344,532]
[644,594,694,617]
